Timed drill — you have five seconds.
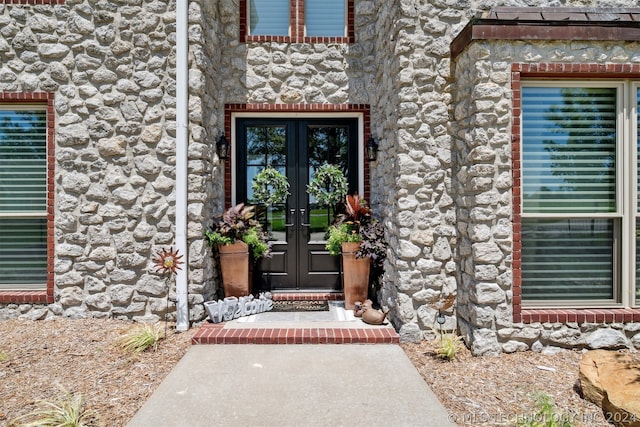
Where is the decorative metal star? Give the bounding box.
[153,247,184,275]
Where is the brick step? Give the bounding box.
[269,292,344,301]
[191,323,399,345]
[192,292,399,345]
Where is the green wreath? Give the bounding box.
[306,163,348,206]
[251,166,290,205]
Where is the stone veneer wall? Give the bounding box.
[374,0,464,341]
[452,39,640,355]
[216,0,376,105]
[3,0,640,355]
[0,0,221,322]
[371,0,640,348]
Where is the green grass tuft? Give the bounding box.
[436,333,464,361]
[518,392,573,427]
[10,387,98,427]
[117,322,165,354]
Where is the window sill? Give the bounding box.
[243,35,354,44]
[517,308,640,324]
[0,290,51,304]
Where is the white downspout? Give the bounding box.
[175,0,189,331]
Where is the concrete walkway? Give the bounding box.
[127,344,456,427]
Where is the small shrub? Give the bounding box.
[436,333,463,361]
[117,323,165,354]
[10,387,98,427]
[0,351,9,362]
[518,392,572,427]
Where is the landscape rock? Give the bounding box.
[586,328,630,350]
[579,350,640,427]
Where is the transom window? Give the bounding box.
[0,105,48,290]
[241,0,353,43]
[520,81,639,308]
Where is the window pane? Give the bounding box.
[522,218,615,301]
[0,110,47,212]
[246,126,286,165]
[245,125,288,241]
[522,87,617,214]
[307,125,349,241]
[636,221,640,301]
[249,0,289,36]
[306,0,345,36]
[0,218,47,286]
[637,87,640,300]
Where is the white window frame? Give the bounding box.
[247,0,291,37]
[304,0,347,37]
[0,103,48,291]
[246,0,347,38]
[520,80,640,309]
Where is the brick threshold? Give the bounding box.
[192,323,399,344]
[192,292,399,345]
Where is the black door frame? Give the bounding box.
[232,113,365,292]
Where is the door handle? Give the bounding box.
[300,208,311,227]
[284,209,295,227]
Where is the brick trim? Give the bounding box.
[271,292,343,301]
[0,0,64,3]
[512,62,640,78]
[511,63,640,324]
[224,103,371,208]
[517,308,640,324]
[452,19,640,59]
[239,0,355,44]
[0,92,55,305]
[0,291,49,304]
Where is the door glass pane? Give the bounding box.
[522,87,617,214]
[307,125,350,241]
[245,126,287,242]
[522,218,615,301]
[249,0,289,36]
[306,0,345,37]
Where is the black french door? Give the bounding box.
[236,118,359,291]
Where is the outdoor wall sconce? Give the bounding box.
[217,134,229,160]
[366,136,378,161]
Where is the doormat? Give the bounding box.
[271,300,329,312]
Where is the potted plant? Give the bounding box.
[326,194,387,310]
[205,203,271,298]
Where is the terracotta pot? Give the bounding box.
[218,241,251,298]
[341,241,370,310]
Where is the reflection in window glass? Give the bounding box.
[522,87,616,214]
[249,0,289,36]
[306,0,345,37]
[0,108,47,288]
[307,125,349,241]
[637,87,640,300]
[0,110,47,213]
[521,85,619,303]
[522,218,614,300]
[245,126,288,242]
